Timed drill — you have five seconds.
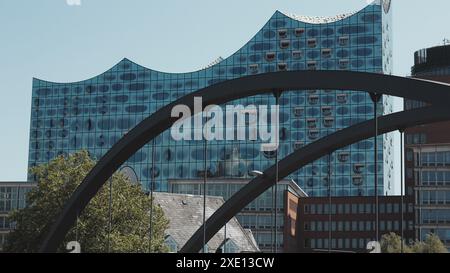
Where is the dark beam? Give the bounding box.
[39,71,450,252]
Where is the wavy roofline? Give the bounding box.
[33,58,149,85]
[279,0,380,25]
[33,1,381,85]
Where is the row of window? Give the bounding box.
[419,190,450,205]
[266,25,380,39]
[420,228,450,242]
[29,133,377,156]
[414,66,450,77]
[0,216,13,230]
[31,107,372,135]
[33,65,381,96]
[420,209,450,224]
[172,183,286,211]
[262,47,373,62]
[258,60,368,71]
[419,171,450,186]
[304,202,413,215]
[305,236,412,250]
[304,220,413,232]
[258,31,377,47]
[405,133,427,145]
[34,91,372,106]
[30,101,374,127]
[238,215,284,230]
[0,188,30,213]
[306,237,370,250]
[419,152,450,167]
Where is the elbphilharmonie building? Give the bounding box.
[28,0,395,198]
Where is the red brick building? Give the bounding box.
[284,192,415,253]
[405,44,450,250]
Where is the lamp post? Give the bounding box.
[202,137,207,253]
[249,170,273,252]
[148,139,156,253]
[273,91,281,253]
[370,93,381,244]
[399,129,405,253]
[327,153,332,253]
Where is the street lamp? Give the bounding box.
[249,170,264,177]
[290,178,309,197]
[370,93,381,244]
[249,169,276,253]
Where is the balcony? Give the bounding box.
[308,129,320,140]
[265,52,276,62]
[278,29,288,39]
[280,40,290,49]
[307,61,317,70]
[249,64,259,74]
[322,48,332,58]
[278,63,288,71]
[292,51,303,59]
[338,36,349,46]
[293,107,304,117]
[352,176,364,186]
[293,142,304,151]
[338,59,349,70]
[353,164,365,174]
[307,118,317,129]
[294,28,305,37]
[338,152,350,162]
[322,106,332,116]
[323,117,334,128]
[337,94,348,104]
[307,38,317,48]
[308,95,319,105]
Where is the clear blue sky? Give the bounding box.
[0,0,449,182]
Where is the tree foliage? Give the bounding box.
[381,232,448,253]
[380,232,412,253]
[5,151,169,253]
[412,233,448,253]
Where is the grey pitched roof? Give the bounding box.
[153,192,260,253]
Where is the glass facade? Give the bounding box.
[408,42,450,251]
[28,2,394,198]
[0,182,35,251]
[412,147,450,250]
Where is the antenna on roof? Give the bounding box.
[203,57,224,69]
[443,38,450,46]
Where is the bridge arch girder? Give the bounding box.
[39,71,450,252]
[180,106,450,252]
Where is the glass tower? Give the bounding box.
[28,1,394,197]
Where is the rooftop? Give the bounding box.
[152,192,260,253]
[0,182,36,187]
[283,0,381,24]
[285,12,356,25]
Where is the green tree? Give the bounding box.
[5,151,169,253]
[380,232,412,253]
[381,232,448,253]
[412,233,448,253]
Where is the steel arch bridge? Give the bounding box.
[38,71,450,253]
